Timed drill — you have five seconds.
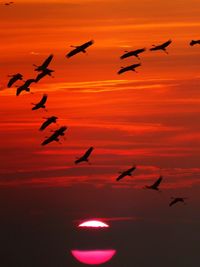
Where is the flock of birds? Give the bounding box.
[5,38,199,208]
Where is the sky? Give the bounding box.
[0,0,200,266]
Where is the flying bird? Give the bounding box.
[33,54,53,72]
[31,94,48,111]
[169,197,187,207]
[116,166,136,181]
[149,40,172,54]
[145,176,163,191]
[117,63,141,75]
[190,40,200,46]
[35,68,54,83]
[41,126,67,146]
[7,73,23,88]
[66,40,94,58]
[39,116,58,131]
[120,48,146,60]
[75,147,94,164]
[16,78,35,96]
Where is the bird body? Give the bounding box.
[66,40,94,58]
[120,48,146,59]
[34,54,53,72]
[35,68,54,83]
[41,126,67,146]
[145,176,163,191]
[117,63,141,75]
[16,78,35,96]
[7,73,23,88]
[190,40,200,46]
[75,147,94,164]
[32,94,48,110]
[150,40,172,54]
[39,116,58,131]
[169,197,187,207]
[116,166,136,181]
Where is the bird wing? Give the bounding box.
[169,199,178,206]
[66,48,80,58]
[35,72,46,82]
[41,54,53,69]
[152,176,163,188]
[83,147,94,158]
[25,79,35,87]
[120,51,132,59]
[16,86,22,96]
[116,173,125,181]
[39,94,48,106]
[162,40,172,48]
[7,77,16,88]
[81,40,94,50]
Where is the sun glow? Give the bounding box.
[71,250,116,265]
[78,220,109,228]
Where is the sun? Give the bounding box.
[78,220,109,228]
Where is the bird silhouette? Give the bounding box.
[145,176,163,191]
[150,40,172,54]
[116,166,136,181]
[117,63,141,75]
[35,68,54,83]
[33,54,53,72]
[120,48,146,60]
[39,116,58,131]
[7,73,23,88]
[190,40,200,46]
[16,78,35,96]
[66,40,94,58]
[41,126,67,146]
[31,94,48,111]
[75,147,94,164]
[169,197,187,207]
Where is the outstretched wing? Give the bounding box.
[80,40,94,50]
[169,198,178,207]
[152,176,163,188]
[25,78,35,87]
[7,77,17,88]
[38,94,48,106]
[41,54,53,69]
[83,147,94,159]
[162,39,172,48]
[35,72,46,82]
[116,173,125,181]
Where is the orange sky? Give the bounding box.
[0,0,200,191]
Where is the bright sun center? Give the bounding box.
[78,220,109,228]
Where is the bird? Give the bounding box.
[66,40,94,58]
[116,166,136,181]
[120,48,146,60]
[149,40,172,54]
[33,54,53,72]
[145,176,163,191]
[41,126,67,146]
[35,68,54,83]
[75,147,94,164]
[169,197,187,207]
[16,78,35,96]
[7,73,23,88]
[39,116,58,131]
[117,63,141,75]
[190,40,200,46]
[31,94,48,111]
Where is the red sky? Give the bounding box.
[0,1,200,266]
